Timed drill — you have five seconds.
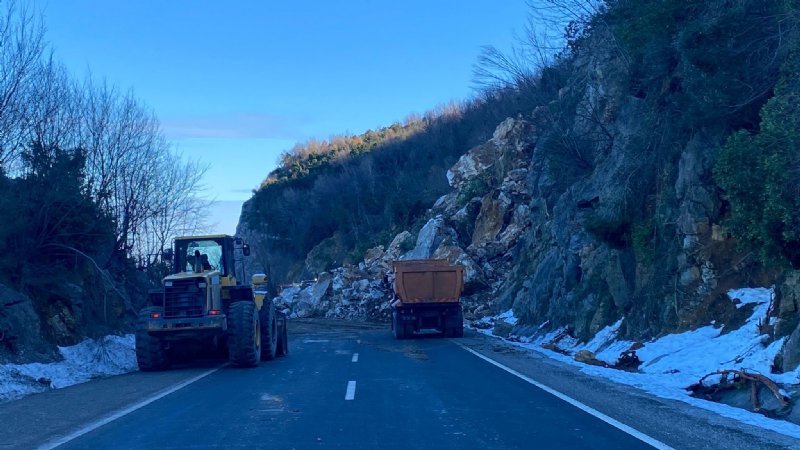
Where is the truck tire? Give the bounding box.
[446,309,465,338]
[135,307,169,371]
[228,301,261,367]
[392,311,405,340]
[276,319,289,357]
[259,301,278,361]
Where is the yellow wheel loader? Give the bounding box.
[135,235,288,370]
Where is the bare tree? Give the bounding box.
[473,0,614,92]
[75,77,209,262]
[0,0,45,169]
[133,152,210,267]
[23,55,82,152]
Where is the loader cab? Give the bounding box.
[169,235,250,283]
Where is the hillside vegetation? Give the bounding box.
[240,92,540,283]
[0,4,204,361]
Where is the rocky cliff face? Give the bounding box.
[0,268,138,364]
[250,21,800,374]
[270,90,799,373]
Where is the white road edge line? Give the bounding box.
[345,380,357,400]
[37,366,225,450]
[456,343,675,450]
[352,353,359,363]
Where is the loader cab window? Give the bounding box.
[175,239,225,275]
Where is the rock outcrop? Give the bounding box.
[271,117,536,324]
[274,263,392,322]
[0,285,58,364]
[259,12,800,377]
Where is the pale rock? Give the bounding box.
[682,235,699,251]
[493,321,513,338]
[679,266,701,287]
[446,141,502,189]
[432,192,461,214]
[779,271,800,315]
[364,247,384,265]
[402,216,445,260]
[385,231,414,262]
[492,117,522,142]
[781,322,800,372]
[496,205,531,250]
[432,243,482,288]
[711,224,726,241]
[471,192,512,248]
[697,261,717,295]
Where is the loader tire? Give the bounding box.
[136,308,169,371]
[228,301,261,367]
[259,301,278,361]
[276,318,289,357]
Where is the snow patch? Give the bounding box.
[0,334,136,402]
[728,287,772,309]
[475,287,800,439]
[497,309,517,325]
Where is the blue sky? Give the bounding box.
[42,0,530,234]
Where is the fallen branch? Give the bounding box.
[688,369,790,411]
[40,243,128,313]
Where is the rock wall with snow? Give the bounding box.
[270,103,800,377]
[250,11,800,379]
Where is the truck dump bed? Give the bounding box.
[393,259,464,304]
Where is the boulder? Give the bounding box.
[385,231,414,262]
[495,204,531,252]
[574,349,608,367]
[493,322,513,338]
[0,284,56,363]
[446,142,502,189]
[781,322,800,372]
[402,216,445,260]
[432,242,484,291]
[470,192,512,249]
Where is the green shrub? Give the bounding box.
[714,48,800,267]
[456,170,493,206]
[631,221,656,264]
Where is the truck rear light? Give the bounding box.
[209,309,221,316]
[150,312,161,319]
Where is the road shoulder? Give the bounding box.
[0,365,221,450]
[456,330,798,450]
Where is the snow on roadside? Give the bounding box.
[496,309,518,325]
[0,334,137,402]
[729,287,773,309]
[476,287,800,439]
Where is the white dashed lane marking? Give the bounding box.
[352,353,359,362]
[345,381,357,400]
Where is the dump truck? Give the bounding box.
[135,234,288,370]
[390,259,464,339]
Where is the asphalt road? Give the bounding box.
[1,320,798,449]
